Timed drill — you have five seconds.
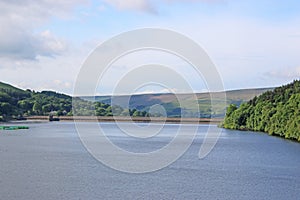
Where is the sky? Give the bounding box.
[0,0,300,95]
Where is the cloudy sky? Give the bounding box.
[1,0,300,95]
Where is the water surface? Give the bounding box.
[0,122,299,200]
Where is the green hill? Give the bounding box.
[222,80,300,142]
[0,81,148,121]
[0,82,73,121]
[81,88,272,118]
[0,82,28,93]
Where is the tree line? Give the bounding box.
[222,80,300,142]
[0,83,150,121]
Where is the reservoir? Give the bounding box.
[0,122,299,200]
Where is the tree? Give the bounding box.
[0,102,13,115]
[222,80,300,142]
[33,102,42,115]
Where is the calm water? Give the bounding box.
[0,122,299,200]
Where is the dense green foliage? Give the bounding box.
[0,82,148,121]
[222,80,300,141]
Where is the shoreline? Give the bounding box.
[24,116,223,124]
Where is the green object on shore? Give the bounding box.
[0,126,29,130]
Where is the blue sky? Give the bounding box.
[0,0,300,95]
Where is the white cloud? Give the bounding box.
[103,0,155,12]
[38,30,67,56]
[0,0,87,63]
[103,0,221,13]
[0,28,67,61]
[266,66,300,80]
[0,45,86,94]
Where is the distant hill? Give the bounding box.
[222,80,300,142]
[81,88,273,118]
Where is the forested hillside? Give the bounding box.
[222,80,300,141]
[0,82,148,121]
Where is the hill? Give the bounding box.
[0,82,74,121]
[0,81,274,122]
[81,88,272,118]
[222,80,300,141]
[0,82,28,94]
[0,82,148,121]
